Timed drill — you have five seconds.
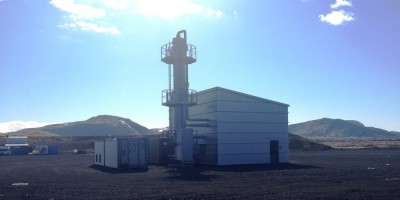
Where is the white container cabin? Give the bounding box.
[95,138,149,169]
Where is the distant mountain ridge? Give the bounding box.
[8,116,399,139]
[289,118,400,138]
[10,115,153,136]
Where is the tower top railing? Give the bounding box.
[162,89,197,106]
[161,43,197,65]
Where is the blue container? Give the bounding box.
[48,146,58,155]
[10,146,32,155]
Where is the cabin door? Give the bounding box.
[270,140,279,164]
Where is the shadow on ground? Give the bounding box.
[163,163,318,181]
[202,163,319,172]
[89,164,149,173]
[164,168,221,181]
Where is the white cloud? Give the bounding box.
[50,0,120,35]
[50,0,222,34]
[314,0,355,26]
[319,10,354,25]
[58,21,120,35]
[205,8,222,18]
[331,0,352,9]
[50,0,105,20]
[102,0,128,10]
[0,121,61,133]
[215,10,222,18]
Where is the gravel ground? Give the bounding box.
[1,149,399,199]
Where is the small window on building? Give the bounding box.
[99,154,102,163]
[95,154,98,162]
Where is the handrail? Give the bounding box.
[161,43,197,64]
[162,89,197,106]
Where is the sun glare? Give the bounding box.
[134,0,223,20]
[136,0,204,20]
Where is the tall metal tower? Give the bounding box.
[161,30,197,164]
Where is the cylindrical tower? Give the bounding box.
[161,30,197,164]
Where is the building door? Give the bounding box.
[270,140,279,164]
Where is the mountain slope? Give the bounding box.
[289,118,399,138]
[11,115,153,136]
[289,133,333,151]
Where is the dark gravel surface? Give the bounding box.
[1,149,399,199]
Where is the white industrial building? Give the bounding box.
[5,136,32,155]
[5,136,28,147]
[189,87,289,165]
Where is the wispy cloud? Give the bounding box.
[50,0,120,35]
[58,21,120,35]
[331,0,352,9]
[0,121,62,133]
[50,0,105,20]
[317,0,355,26]
[102,0,128,10]
[319,10,354,26]
[50,0,223,34]
[205,8,222,18]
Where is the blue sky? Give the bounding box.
[0,0,399,132]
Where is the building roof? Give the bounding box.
[6,136,28,139]
[197,87,289,107]
[5,136,29,146]
[5,144,29,147]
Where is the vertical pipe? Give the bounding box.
[168,64,171,91]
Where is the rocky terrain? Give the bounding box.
[1,149,399,199]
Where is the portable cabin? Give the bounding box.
[35,145,58,155]
[95,138,149,169]
[8,146,32,155]
[189,87,289,165]
[5,136,31,155]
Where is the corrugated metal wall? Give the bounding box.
[190,88,219,165]
[105,140,118,168]
[5,137,28,146]
[118,138,148,169]
[94,138,148,169]
[9,146,32,155]
[48,146,58,155]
